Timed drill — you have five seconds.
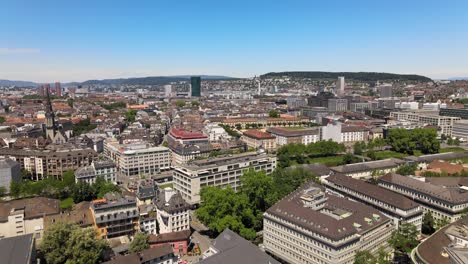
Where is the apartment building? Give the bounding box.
[104,140,171,177]
[323,173,423,231]
[0,147,97,180]
[263,182,393,264]
[241,130,276,151]
[90,193,139,239]
[167,127,209,145]
[220,117,309,129]
[321,122,369,144]
[156,188,190,234]
[267,127,320,146]
[75,159,117,184]
[378,173,468,222]
[452,120,468,141]
[328,98,348,112]
[173,152,277,205]
[169,143,212,166]
[390,111,461,136]
[0,197,60,240]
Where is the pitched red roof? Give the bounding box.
[169,127,207,140]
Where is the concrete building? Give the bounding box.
[155,188,190,234]
[173,152,277,205]
[440,108,468,120]
[167,127,209,145]
[0,158,20,193]
[74,159,117,184]
[90,193,139,239]
[330,158,406,179]
[201,229,280,264]
[379,85,393,98]
[136,180,157,205]
[395,102,419,110]
[241,130,276,151]
[337,76,345,95]
[378,173,468,223]
[328,98,348,112]
[203,123,230,142]
[139,204,157,235]
[191,76,201,97]
[267,127,320,146]
[103,244,177,264]
[323,173,423,231]
[164,84,172,97]
[263,182,393,264]
[104,141,171,177]
[390,111,461,136]
[452,120,468,141]
[0,197,60,239]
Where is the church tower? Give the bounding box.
[45,85,57,140]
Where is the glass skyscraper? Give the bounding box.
[191,76,201,97]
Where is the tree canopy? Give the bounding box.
[268,109,280,118]
[41,222,109,264]
[129,232,150,254]
[387,128,439,155]
[277,141,345,167]
[388,223,419,254]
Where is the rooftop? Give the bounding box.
[169,127,207,140]
[330,158,405,174]
[0,197,60,221]
[242,129,275,140]
[180,151,275,172]
[267,127,319,137]
[0,234,34,264]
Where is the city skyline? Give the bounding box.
[2,0,468,82]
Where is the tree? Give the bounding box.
[367,150,377,160]
[388,223,419,255]
[191,101,200,107]
[125,110,138,122]
[353,142,366,155]
[0,186,6,198]
[354,250,376,264]
[0,116,5,123]
[268,109,280,118]
[342,153,360,165]
[422,212,436,235]
[396,163,417,176]
[10,181,21,199]
[41,222,109,264]
[175,100,186,107]
[129,232,150,254]
[435,217,450,230]
[269,167,318,203]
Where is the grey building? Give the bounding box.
[440,108,468,120]
[328,98,348,112]
[379,86,393,98]
[0,158,20,193]
[452,120,468,141]
[0,234,35,264]
[74,159,117,184]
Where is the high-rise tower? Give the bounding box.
[45,87,57,140]
[337,76,345,96]
[190,77,201,97]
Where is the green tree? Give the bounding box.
[342,153,360,165]
[10,181,21,199]
[435,217,450,230]
[129,232,150,254]
[353,142,366,155]
[191,101,200,107]
[125,110,138,122]
[388,223,419,255]
[268,109,280,118]
[367,150,377,160]
[354,250,376,264]
[0,186,6,198]
[270,167,318,203]
[0,116,5,123]
[175,100,186,107]
[396,163,417,176]
[422,212,436,235]
[41,222,109,264]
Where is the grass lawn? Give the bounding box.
[60,197,74,210]
[284,126,306,130]
[440,147,466,153]
[159,183,173,189]
[370,151,408,160]
[307,156,344,166]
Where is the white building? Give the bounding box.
[337,76,345,95]
[452,120,468,141]
[164,84,172,97]
[156,188,191,234]
[139,204,158,235]
[173,152,277,205]
[74,159,117,184]
[104,140,171,177]
[267,127,320,146]
[203,123,230,142]
[395,102,419,110]
[390,111,461,136]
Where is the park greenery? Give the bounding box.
[41,222,109,264]
[387,128,440,155]
[354,247,390,264]
[268,109,280,118]
[395,163,417,176]
[100,101,126,111]
[219,124,241,138]
[73,118,97,135]
[388,223,419,255]
[125,109,138,122]
[277,140,346,168]
[129,232,150,253]
[175,100,186,107]
[10,171,120,208]
[196,167,318,240]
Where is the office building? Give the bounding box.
[0,158,20,193]
[378,173,468,222]
[267,127,320,146]
[390,111,461,136]
[328,98,348,112]
[337,76,345,95]
[164,84,172,97]
[54,82,61,96]
[0,197,60,239]
[90,193,139,239]
[104,140,171,177]
[440,108,468,119]
[263,181,393,264]
[191,76,201,97]
[452,120,468,141]
[156,188,191,234]
[350,102,372,113]
[395,102,419,110]
[74,159,117,184]
[308,92,335,108]
[173,152,277,205]
[167,127,209,145]
[201,229,280,264]
[323,173,423,231]
[379,85,393,98]
[241,130,277,151]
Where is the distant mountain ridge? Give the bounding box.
[448,77,468,81]
[261,71,432,82]
[0,79,38,87]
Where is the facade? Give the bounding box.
[191,76,201,97]
[323,173,423,231]
[139,204,157,235]
[0,147,97,180]
[149,230,191,256]
[390,111,461,136]
[0,197,60,240]
[263,182,393,264]
[136,180,157,205]
[241,129,276,150]
[328,98,348,112]
[90,193,139,239]
[452,120,468,141]
[169,143,212,165]
[220,116,310,129]
[267,127,320,146]
[0,158,20,193]
[104,140,171,177]
[75,159,117,184]
[350,102,372,113]
[155,188,191,234]
[201,229,280,264]
[337,76,345,95]
[173,152,277,205]
[440,108,468,120]
[203,123,229,142]
[379,86,393,98]
[340,126,369,143]
[378,173,468,222]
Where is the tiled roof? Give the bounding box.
[169,127,207,140]
[242,130,275,140]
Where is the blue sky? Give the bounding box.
[1,0,468,82]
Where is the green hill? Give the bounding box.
[261,71,432,82]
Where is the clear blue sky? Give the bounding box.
[1,0,468,82]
